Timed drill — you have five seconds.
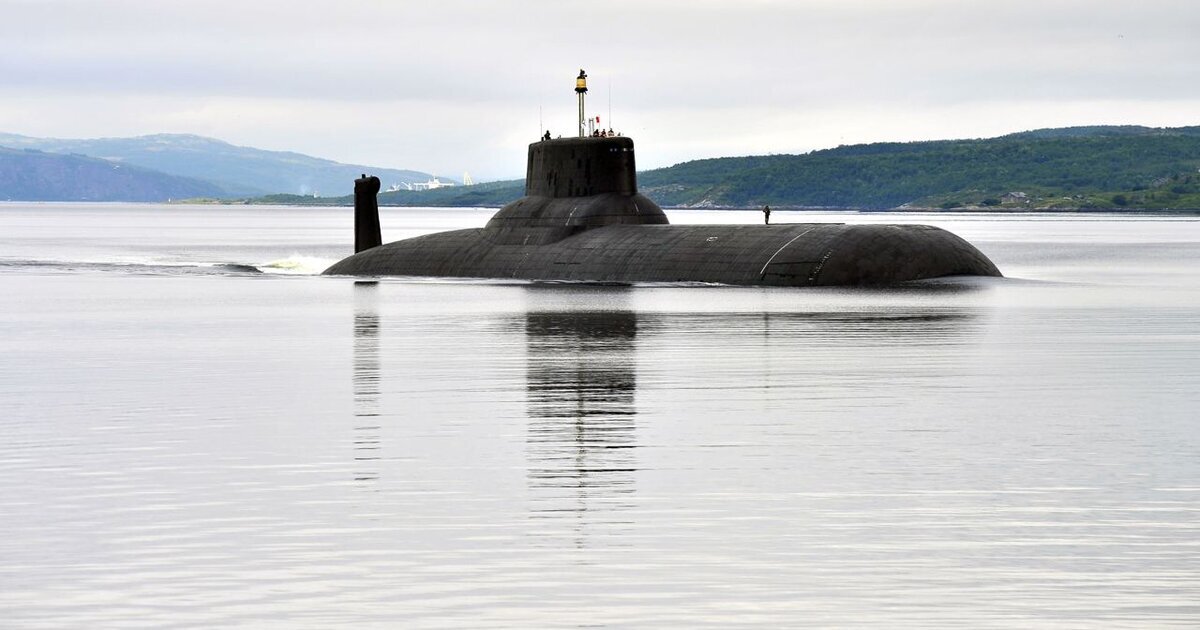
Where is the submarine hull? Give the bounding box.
[323,222,1000,286]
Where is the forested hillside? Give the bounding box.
[637,126,1200,209]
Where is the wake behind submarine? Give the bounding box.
[324,71,1000,286]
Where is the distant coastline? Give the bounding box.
[6,125,1200,212]
[237,125,1200,213]
[167,196,1200,215]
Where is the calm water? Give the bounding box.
[1,203,1198,628]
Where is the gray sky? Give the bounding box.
[2,0,1199,180]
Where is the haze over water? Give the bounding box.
[1,204,1198,627]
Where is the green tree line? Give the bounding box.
[249,126,1200,210]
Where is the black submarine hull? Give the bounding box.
[323,136,1001,286]
[324,222,999,286]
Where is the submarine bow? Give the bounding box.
[323,133,1000,286]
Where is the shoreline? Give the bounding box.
[4,200,1200,216]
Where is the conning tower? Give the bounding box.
[484,72,667,245]
[484,136,668,245]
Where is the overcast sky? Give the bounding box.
[2,0,1199,180]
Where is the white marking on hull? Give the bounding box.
[760,227,816,276]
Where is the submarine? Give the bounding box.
[324,71,1000,286]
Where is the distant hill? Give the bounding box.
[9,125,1200,209]
[0,132,441,198]
[0,147,228,202]
[275,124,1200,211]
[1005,125,1200,140]
[635,125,1200,210]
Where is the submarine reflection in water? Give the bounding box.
[352,281,382,483]
[524,309,639,517]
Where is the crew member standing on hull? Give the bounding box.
[763,205,771,225]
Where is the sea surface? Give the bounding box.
[1,203,1198,628]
